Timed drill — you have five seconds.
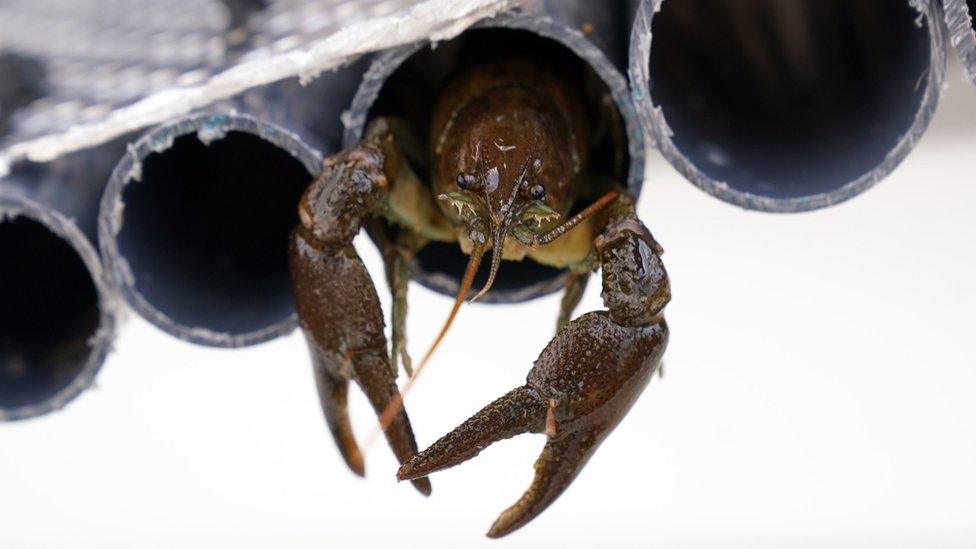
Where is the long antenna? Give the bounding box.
[365,240,486,447]
[470,173,525,303]
[535,191,619,245]
[468,229,504,303]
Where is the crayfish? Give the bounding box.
[288,39,670,538]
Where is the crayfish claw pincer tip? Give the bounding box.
[396,463,418,483]
[346,451,366,478]
[411,476,432,497]
[396,456,436,484]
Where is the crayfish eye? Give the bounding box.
[456,173,475,190]
[530,184,546,200]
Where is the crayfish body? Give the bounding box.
[288,41,670,537]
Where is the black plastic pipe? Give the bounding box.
[99,110,318,347]
[97,61,371,347]
[945,0,976,86]
[344,0,646,304]
[0,142,123,420]
[630,0,947,212]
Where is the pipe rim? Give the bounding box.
[0,192,116,421]
[629,0,948,213]
[945,0,976,85]
[99,112,322,347]
[343,11,646,303]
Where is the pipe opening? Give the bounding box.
[115,130,311,340]
[970,0,976,28]
[0,217,99,410]
[648,0,931,202]
[366,28,630,302]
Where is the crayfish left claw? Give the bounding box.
[397,383,608,538]
[399,312,668,537]
[487,425,604,538]
[397,386,548,482]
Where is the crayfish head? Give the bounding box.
[434,85,584,301]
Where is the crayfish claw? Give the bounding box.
[313,362,365,477]
[397,386,548,482]
[354,354,431,496]
[400,312,668,535]
[487,425,604,538]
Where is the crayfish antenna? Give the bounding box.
[416,240,486,373]
[535,191,619,246]
[469,241,503,304]
[471,174,523,303]
[368,241,486,449]
[397,385,548,481]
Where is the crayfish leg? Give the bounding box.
[388,250,413,377]
[556,270,590,332]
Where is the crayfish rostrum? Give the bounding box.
[288,38,669,538]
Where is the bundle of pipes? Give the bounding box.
[91,0,426,347]
[1,0,965,418]
[0,0,235,417]
[0,0,435,414]
[630,0,947,212]
[99,0,644,349]
[945,0,976,86]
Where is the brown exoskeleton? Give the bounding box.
[288,48,670,537]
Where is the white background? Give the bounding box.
[2,63,975,549]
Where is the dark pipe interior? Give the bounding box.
[368,29,629,300]
[0,218,98,409]
[969,0,976,30]
[117,131,311,336]
[649,0,931,199]
[0,51,46,139]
